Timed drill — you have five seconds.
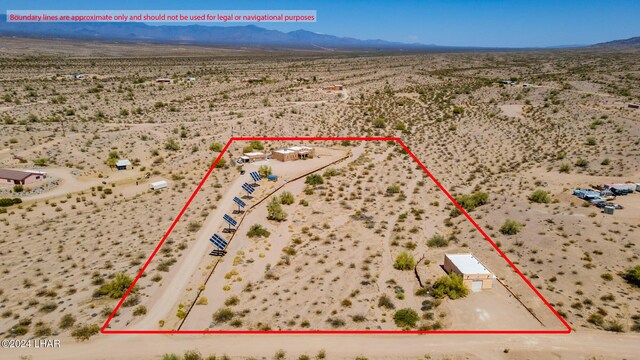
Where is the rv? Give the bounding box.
[150,180,168,190]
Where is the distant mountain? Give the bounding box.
[592,36,640,48]
[0,14,464,51]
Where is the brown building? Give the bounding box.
[272,146,315,162]
[323,84,344,91]
[0,169,47,185]
[443,253,495,292]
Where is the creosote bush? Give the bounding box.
[393,251,415,270]
[432,273,469,300]
[499,219,522,235]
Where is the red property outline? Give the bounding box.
[101,137,572,335]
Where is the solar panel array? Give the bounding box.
[250,171,261,182]
[223,214,237,227]
[241,183,255,194]
[209,234,228,250]
[233,197,246,208]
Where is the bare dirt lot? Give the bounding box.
[0,38,639,359]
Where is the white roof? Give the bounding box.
[274,149,294,154]
[245,152,264,156]
[150,180,167,186]
[288,146,312,151]
[446,254,493,275]
[116,159,131,167]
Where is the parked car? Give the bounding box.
[596,202,623,209]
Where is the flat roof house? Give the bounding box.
[0,169,47,185]
[116,159,132,170]
[272,146,315,162]
[443,253,496,292]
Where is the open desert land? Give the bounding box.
[0,39,639,359]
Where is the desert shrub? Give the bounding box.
[606,320,624,333]
[559,163,571,173]
[267,198,287,221]
[451,192,488,216]
[209,142,223,152]
[247,224,270,238]
[93,273,136,299]
[0,198,22,207]
[224,296,240,306]
[183,350,203,360]
[622,265,640,287]
[59,314,76,329]
[372,117,386,128]
[133,305,147,316]
[162,354,180,360]
[279,191,295,205]
[393,252,415,270]
[528,189,551,204]
[378,294,395,309]
[33,158,48,166]
[323,168,339,177]
[386,184,401,194]
[164,138,180,151]
[575,158,589,168]
[500,219,522,235]
[258,165,272,178]
[212,307,234,323]
[71,324,100,341]
[427,234,448,248]
[432,273,469,300]
[326,317,346,328]
[249,140,264,150]
[393,308,419,328]
[215,157,227,168]
[13,184,23,193]
[188,221,202,232]
[586,136,597,146]
[305,174,324,186]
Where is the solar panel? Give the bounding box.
[242,183,255,194]
[209,234,228,250]
[233,197,246,208]
[250,171,261,182]
[223,214,237,227]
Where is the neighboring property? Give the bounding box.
[628,103,640,109]
[186,77,196,81]
[272,146,315,162]
[155,78,172,83]
[0,169,47,185]
[115,159,132,170]
[72,73,85,79]
[240,152,267,163]
[443,253,496,292]
[150,180,168,191]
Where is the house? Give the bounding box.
[115,159,132,170]
[271,149,297,162]
[272,146,315,162]
[629,103,640,109]
[0,169,47,185]
[240,152,267,163]
[186,77,196,81]
[443,254,496,292]
[155,78,172,83]
[72,73,85,79]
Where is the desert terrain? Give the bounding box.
[0,38,639,359]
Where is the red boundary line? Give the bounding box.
[101,137,571,335]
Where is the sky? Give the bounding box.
[3,0,640,47]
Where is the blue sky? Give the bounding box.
[3,0,640,47]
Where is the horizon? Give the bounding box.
[1,0,640,48]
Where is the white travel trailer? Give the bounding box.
[150,180,168,190]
